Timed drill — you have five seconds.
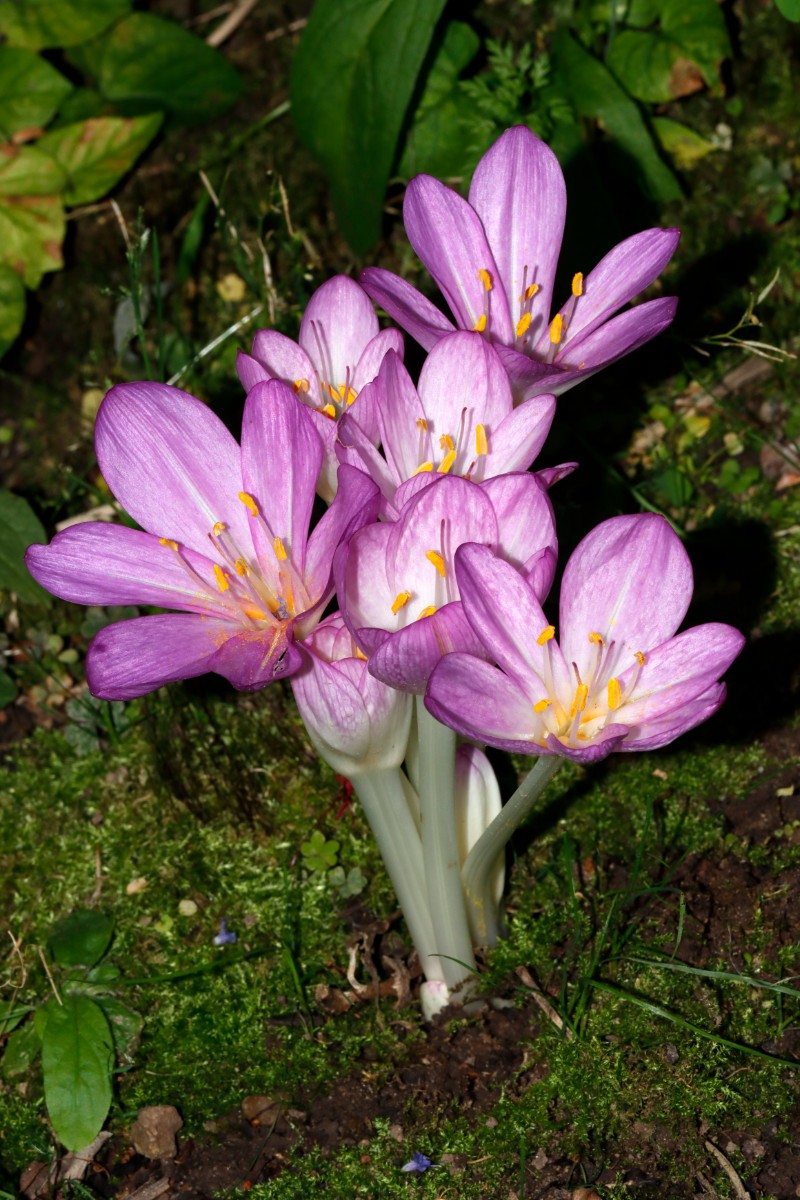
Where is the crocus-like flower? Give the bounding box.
[237,274,403,501]
[401,1153,434,1174]
[290,612,413,776]
[426,515,744,762]
[337,471,557,693]
[337,330,562,518]
[213,919,237,946]
[26,381,379,699]
[362,126,679,403]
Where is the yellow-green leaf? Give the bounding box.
[0,47,72,139]
[0,264,26,360]
[37,113,162,206]
[0,144,66,196]
[0,193,64,288]
[0,0,130,50]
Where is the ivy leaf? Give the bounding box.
[291,0,448,254]
[0,489,51,604]
[398,20,481,179]
[607,0,730,103]
[0,0,130,50]
[0,48,73,140]
[37,114,162,206]
[48,910,115,969]
[0,263,26,360]
[35,995,113,1152]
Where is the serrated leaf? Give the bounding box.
[0,48,72,140]
[0,489,52,603]
[0,263,26,360]
[652,116,716,168]
[37,114,162,206]
[96,997,143,1056]
[49,910,114,968]
[398,20,481,178]
[2,1019,40,1077]
[35,995,113,1152]
[551,30,682,203]
[0,193,63,288]
[88,13,242,127]
[0,0,130,50]
[291,0,448,254]
[607,0,730,102]
[775,0,800,17]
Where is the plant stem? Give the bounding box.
[352,767,444,983]
[463,755,563,945]
[415,697,476,997]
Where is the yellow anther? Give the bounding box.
[472,313,487,333]
[573,683,589,713]
[355,646,368,661]
[345,387,357,406]
[475,424,488,456]
[439,433,454,452]
[437,449,456,474]
[516,312,532,338]
[572,272,584,297]
[588,631,604,645]
[478,268,493,292]
[413,461,434,475]
[212,521,226,536]
[293,378,309,393]
[159,537,178,550]
[213,564,230,592]
[238,492,258,516]
[415,417,429,432]
[235,558,250,576]
[273,536,288,561]
[635,651,646,666]
[391,591,412,615]
[607,677,622,710]
[426,550,446,577]
[321,403,337,419]
[537,624,555,645]
[242,604,267,621]
[549,314,563,345]
[534,699,551,714]
[417,605,438,619]
[524,282,540,300]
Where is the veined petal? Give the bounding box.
[26,523,233,617]
[335,521,394,635]
[620,682,726,752]
[375,351,429,485]
[493,342,562,404]
[236,350,271,393]
[416,332,514,452]
[299,276,379,386]
[543,725,629,763]
[484,395,556,478]
[208,623,303,689]
[535,462,579,490]
[559,514,693,684]
[305,464,381,608]
[468,125,566,346]
[336,412,400,514]
[247,330,319,396]
[240,381,323,577]
[360,267,455,352]
[87,612,234,699]
[353,327,405,391]
[291,646,373,764]
[403,174,514,343]
[368,602,485,693]
[480,473,556,570]
[95,382,251,558]
[551,297,679,391]
[425,652,542,750]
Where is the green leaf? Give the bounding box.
[0,264,26,360]
[0,669,15,708]
[0,489,51,604]
[51,89,113,129]
[87,13,242,127]
[398,20,481,179]
[607,0,730,103]
[35,995,113,1152]
[37,114,162,206]
[0,0,130,49]
[0,144,66,196]
[0,1001,35,1036]
[0,48,72,139]
[0,193,63,288]
[775,0,800,18]
[48,910,114,969]
[2,1020,40,1077]
[95,996,142,1056]
[291,0,448,254]
[652,116,716,168]
[551,30,681,203]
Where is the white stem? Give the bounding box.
[415,697,477,997]
[462,755,563,946]
[352,768,444,982]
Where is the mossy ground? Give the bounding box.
[2,0,800,1195]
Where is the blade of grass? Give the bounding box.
[626,955,800,999]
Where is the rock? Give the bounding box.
[130,1105,183,1159]
[241,1094,279,1123]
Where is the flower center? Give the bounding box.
[411,413,489,482]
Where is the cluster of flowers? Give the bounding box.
[27,128,744,1017]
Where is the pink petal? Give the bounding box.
[248,330,319,395]
[367,602,486,693]
[299,275,378,386]
[335,521,394,634]
[353,327,405,391]
[305,464,381,609]
[484,394,556,477]
[360,267,455,351]
[480,473,557,570]
[550,297,679,393]
[236,350,271,393]
[620,682,726,752]
[87,612,235,699]
[425,652,542,750]
[416,333,514,462]
[375,351,429,485]
[208,623,303,688]
[618,623,744,727]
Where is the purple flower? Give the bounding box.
[337,331,564,519]
[336,471,557,693]
[426,515,744,762]
[213,919,237,946]
[26,381,379,699]
[362,126,679,403]
[401,1152,434,1174]
[237,275,403,501]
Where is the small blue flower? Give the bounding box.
[401,1152,434,1174]
[213,919,237,946]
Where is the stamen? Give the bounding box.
[516,312,532,338]
[524,282,539,300]
[439,433,454,452]
[293,378,309,393]
[213,564,230,592]
[537,625,555,645]
[588,632,604,646]
[273,537,288,561]
[212,521,227,536]
[478,268,493,292]
[549,314,563,345]
[635,651,646,666]
[416,418,428,431]
[239,492,259,516]
[392,591,412,614]
[235,558,250,576]
[413,461,433,475]
[417,605,437,619]
[475,424,488,457]
[572,273,584,297]
[472,314,487,333]
[355,646,368,661]
[159,537,178,550]
[534,699,551,714]
[608,678,622,710]
[573,683,589,714]
[426,550,446,577]
[321,403,336,419]
[437,450,456,474]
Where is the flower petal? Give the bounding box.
[353,327,405,391]
[87,612,234,699]
[360,268,455,352]
[247,330,318,394]
[426,652,542,750]
[416,333,514,466]
[208,623,303,688]
[543,725,629,763]
[299,275,378,386]
[468,125,566,347]
[368,601,486,693]
[550,297,679,393]
[305,463,381,608]
[620,682,727,752]
[493,343,564,403]
[479,473,556,570]
[403,174,513,342]
[335,520,394,634]
[375,350,429,485]
[236,349,271,393]
[336,411,399,513]
[95,382,251,557]
[618,623,744,727]
[485,394,556,477]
